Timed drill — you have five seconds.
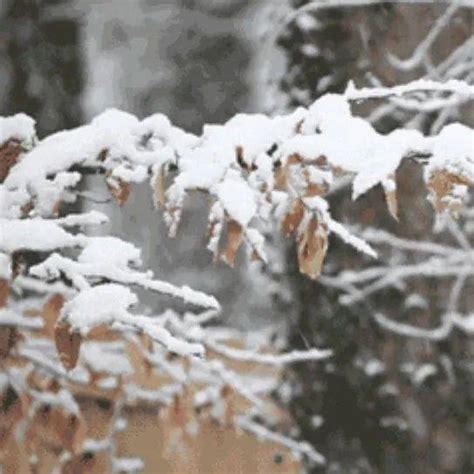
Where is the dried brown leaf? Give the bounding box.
[220,219,243,267]
[54,320,81,370]
[250,249,264,263]
[42,294,65,337]
[0,279,10,309]
[427,169,470,214]
[297,217,328,279]
[306,183,327,197]
[287,153,303,166]
[235,145,247,170]
[0,384,24,442]
[0,327,17,359]
[281,199,305,236]
[0,140,24,183]
[106,176,131,206]
[29,403,87,454]
[274,166,288,190]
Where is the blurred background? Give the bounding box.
[1,1,473,472]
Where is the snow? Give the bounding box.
[82,439,110,453]
[0,80,472,461]
[80,341,133,376]
[426,123,474,180]
[452,313,474,334]
[412,363,437,386]
[124,383,180,406]
[115,312,205,357]
[61,283,138,333]
[31,388,80,416]
[79,236,142,268]
[285,95,427,199]
[0,309,43,329]
[364,359,385,377]
[2,81,469,272]
[110,164,148,183]
[215,175,257,226]
[345,78,474,100]
[30,253,220,310]
[207,338,332,365]
[137,113,198,156]
[55,210,109,227]
[301,44,320,58]
[0,219,84,253]
[0,113,36,148]
[113,457,145,473]
[310,415,324,429]
[303,195,377,258]
[173,109,303,195]
[244,228,267,263]
[97,377,119,390]
[2,108,196,217]
[6,124,103,189]
[295,12,321,32]
[404,293,428,310]
[0,253,11,279]
[57,281,205,355]
[236,415,325,465]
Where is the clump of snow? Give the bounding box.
[0,113,36,148]
[97,377,119,390]
[215,174,257,226]
[113,457,145,473]
[364,359,385,377]
[56,210,109,228]
[80,341,133,376]
[79,236,142,268]
[426,123,474,180]
[0,219,83,253]
[285,94,426,199]
[136,113,197,157]
[412,363,437,386]
[2,108,198,217]
[295,12,322,32]
[61,284,138,333]
[5,109,138,191]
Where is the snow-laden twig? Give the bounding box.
[345,78,474,100]
[386,3,459,72]
[373,311,474,340]
[0,309,43,329]
[17,345,90,385]
[236,415,326,465]
[30,253,220,310]
[112,311,205,358]
[361,228,462,256]
[206,339,332,365]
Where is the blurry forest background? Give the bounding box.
[1,1,473,473]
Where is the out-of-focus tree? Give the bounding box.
[275,2,474,472]
[0,0,84,136]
